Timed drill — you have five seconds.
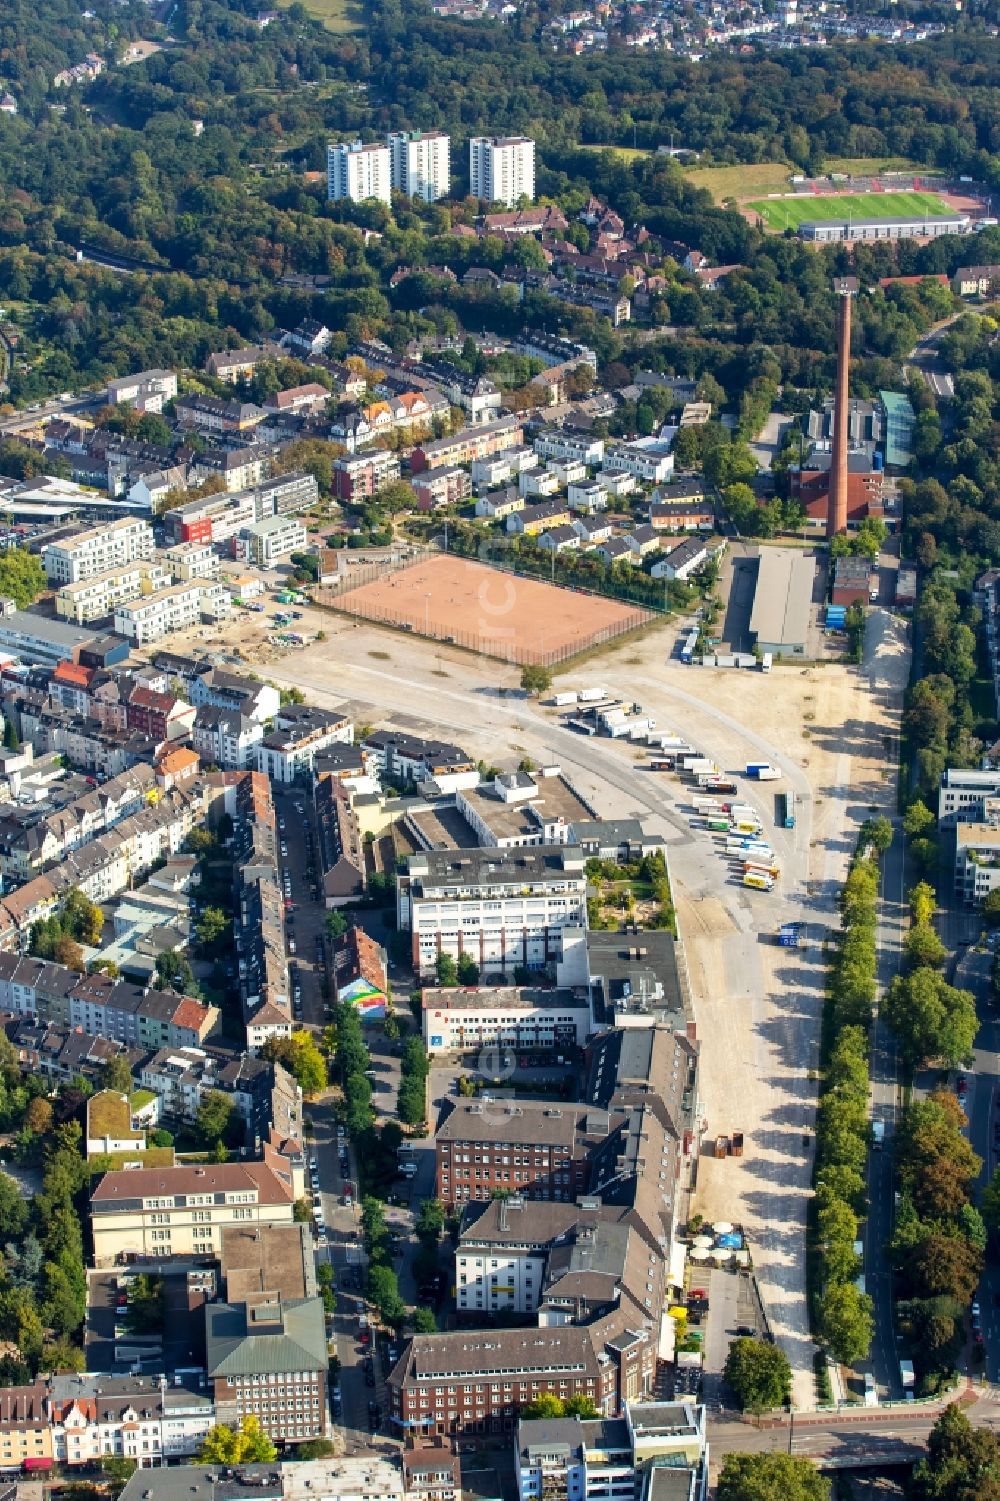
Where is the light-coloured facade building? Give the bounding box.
[398,845,588,978]
[328,141,391,204]
[240,514,307,567]
[469,136,535,207]
[43,516,155,585]
[106,368,178,412]
[55,560,172,625]
[938,767,1000,826]
[423,985,592,1056]
[114,581,206,644]
[90,1160,296,1264]
[388,130,450,202]
[163,542,220,582]
[956,816,1000,904]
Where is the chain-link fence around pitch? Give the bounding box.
[316,552,655,667]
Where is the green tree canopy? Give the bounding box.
[723,1338,791,1412]
[717,1453,831,1501]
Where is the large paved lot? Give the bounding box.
[324,553,650,664]
[165,592,909,1408]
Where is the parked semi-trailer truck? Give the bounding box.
[745,763,781,780]
[744,871,775,890]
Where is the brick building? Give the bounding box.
[435,1098,606,1208]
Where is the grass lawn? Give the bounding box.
[747,189,953,231]
[276,0,362,30]
[821,156,938,177]
[578,144,651,163]
[683,161,791,204]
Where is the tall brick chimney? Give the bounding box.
[826,277,859,540]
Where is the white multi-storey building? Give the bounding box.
[469,136,535,207]
[388,130,450,202]
[114,581,206,644]
[398,845,588,978]
[327,141,391,205]
[43,517,155,585]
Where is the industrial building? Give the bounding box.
[748,548,813,656]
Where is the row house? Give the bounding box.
[316,778,366,909]
[138,1048,300,1149]
[191,444,275,495]
[418,365,501,424]
[361,730,476,790]
[603,442,674,485]
[0,1377,213,1471]
[12,704,155,780]
[507,499,571,536]
[0,762,158,881]
[5,1017,144,1085]
[68,974,219,1051]
[411,417,524,473]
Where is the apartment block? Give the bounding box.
[398,845,588,978]
[602,442,674,485]
[239,514,307,567]
[328,141,392,204]
[114,581,207,644]
[469,136,535,207]
[411,417,524,473]
[334,449,401,502]
[257,705,353,784]
[955,816,1000,904]
[193,704,264,770]
[89,1159,296,1263]
[163,542,220,581]
[533,431,605,467]
[106,368,178,412]
[389,130,451,203]
[0,1384,53,1470]
[55,560,173,625]
[43,517,155,585]
[413,465,471,511]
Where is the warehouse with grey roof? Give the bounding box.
[748,547,813,656]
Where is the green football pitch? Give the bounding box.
[747,190,954,231]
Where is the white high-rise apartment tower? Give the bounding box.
[388,131,450,203]
[468,136,535,208]
[327,141,391,205]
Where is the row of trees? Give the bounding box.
[884,881,977,1070]
[397,1033,428,1129]
[892,1091,985,1391]
[810,839,884,1368]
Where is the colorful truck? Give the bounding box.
[743,871,775,891]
